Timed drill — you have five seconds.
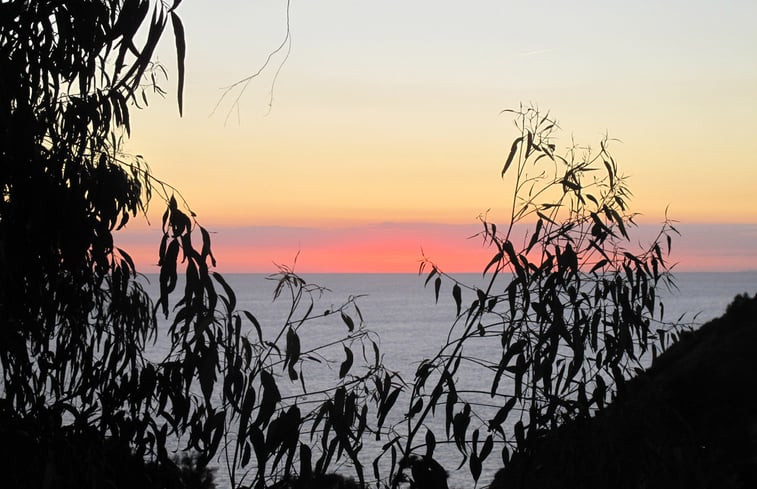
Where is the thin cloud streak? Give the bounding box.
[517,48,553,57]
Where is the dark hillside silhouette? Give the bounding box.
[490,293,757,489]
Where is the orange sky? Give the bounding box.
[118,2,757,273]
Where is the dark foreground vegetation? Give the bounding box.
[1,292,754,489]
[0,421,215,489]
[491,293,757,489]
[2,1,753,489]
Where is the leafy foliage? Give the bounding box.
[382,106,683,486]
[0,2,395,488]
[1,0,185,441]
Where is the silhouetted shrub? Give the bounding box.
[380,105,682,486]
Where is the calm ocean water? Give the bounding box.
[147,272,756,488]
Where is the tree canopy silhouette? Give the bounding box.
[0,0,203,485]
[0,2,394,488]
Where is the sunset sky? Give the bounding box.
[118,1,757,273]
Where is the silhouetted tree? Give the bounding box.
[0,0,211,485]
[0,2,392,488]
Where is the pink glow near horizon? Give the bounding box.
[115,222,757,274]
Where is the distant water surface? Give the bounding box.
[145,271,756,488]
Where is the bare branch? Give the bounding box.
[210,0,292,123]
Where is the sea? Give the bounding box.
[146,272,757,488]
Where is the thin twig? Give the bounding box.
[210,0,292,123]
